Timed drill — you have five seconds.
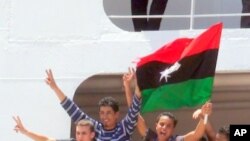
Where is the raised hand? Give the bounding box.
[13,116,54,141]
[201,102,212,117]
[192,102,212,120]
[192,108,202,120]
[45,69,58,90]
[123,67,136,107]
[122,67,135,88]
[45,69,66,102]
[13,116,27,134]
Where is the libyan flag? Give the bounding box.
[136,23,223,113]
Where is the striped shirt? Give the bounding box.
[61,95,141,141]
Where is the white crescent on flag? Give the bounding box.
[160,62,181,82]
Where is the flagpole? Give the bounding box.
[204,114,208,124]
[204,99,210,124]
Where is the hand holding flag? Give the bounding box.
[193,101,212,124]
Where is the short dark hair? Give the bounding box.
[218,125,229,139]
[98,97,119,112]
[155,112,178,127]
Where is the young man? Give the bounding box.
[123,68,212,141]
[13,116,95,141]
[45,69,141,141]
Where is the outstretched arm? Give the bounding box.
[193,108,216,141]
[123,68,147,137]
[122,68,134,107]
[183,102,212,141]
[45,69,66,102]
[13,116,55,141]
[45,69,97,125]
[204,120,216,141]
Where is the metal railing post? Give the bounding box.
[190,0,195,30]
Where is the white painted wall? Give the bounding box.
[0,0,250,140]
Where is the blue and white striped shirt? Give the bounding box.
[61,95,141,141]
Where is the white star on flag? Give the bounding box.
[160,62,181,82]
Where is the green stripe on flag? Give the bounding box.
[141,77,213,113]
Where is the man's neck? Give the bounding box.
[104,124,116,131]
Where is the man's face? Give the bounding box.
[75,125,95,141]
[215,133,228,141]
[155,116,175,140]
[99,106,119,130]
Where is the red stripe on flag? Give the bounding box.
[137,38,192,67]
[136,22,223,67]
[180,22,223,59]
